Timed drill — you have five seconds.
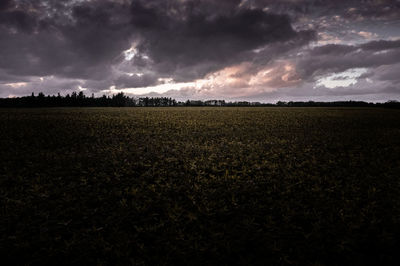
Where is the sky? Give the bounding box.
[0,0,399,102]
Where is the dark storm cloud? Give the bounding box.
[129,0,315,81]
[0,0,133,81]
[360,40,400,50]
[309,44,357,56]
[0,0,315,92]
[114,73,159,88]
[0,0,13,11]
[0,9,37,33]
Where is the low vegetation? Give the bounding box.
[1,107,400,265]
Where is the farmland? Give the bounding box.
[1,107,400,265]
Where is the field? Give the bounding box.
[1,107,400,265]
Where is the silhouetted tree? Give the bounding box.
[1,92,399,108]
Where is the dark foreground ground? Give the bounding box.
[1,107,400,265]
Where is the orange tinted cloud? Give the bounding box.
[194,60,302,97]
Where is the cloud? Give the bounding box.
[296,40,400,81]
[114,73,159,88]
[360,63,400,83]
[358,31,378,39]
[360,40,400,51]
[0,0,13,11]
[0,76,82,97]
[246,0,400,20]
[130,38,400,100]
[0,0,399,102]
[0,0,314,95]
[0,0,133,81]
[128,0,314,81]
[118,60,302,99]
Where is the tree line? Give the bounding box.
[0,92,399,108]
[0,92,176,107]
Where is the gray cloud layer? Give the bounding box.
[297,40,400,80]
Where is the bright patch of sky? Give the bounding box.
[316,68,368,89]
[108,81,196,95]
[123,46,137,61]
